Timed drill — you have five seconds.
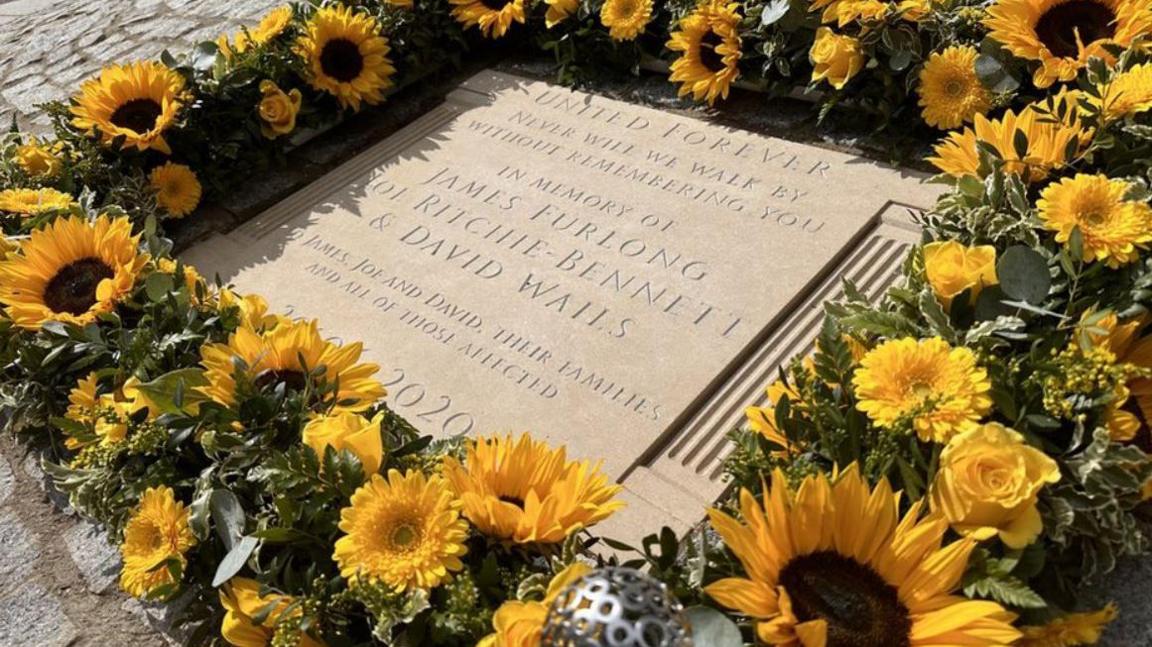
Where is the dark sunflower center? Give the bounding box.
[43,258,114,316]
[109,98,163,134]
[319,38,364,83]
[253,369,308,392]
[1034,0,1117,58]
[499,495,525,509]
[479,0,512,11]
[699,31,727,74]
[778,551,912,647]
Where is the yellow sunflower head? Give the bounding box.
[64,372,140,450]
[70,61,185,154]
[1018,604,1118,647]
[928,93,1089,183]
[985,0,1152,88]
[1038,173,1152,268]
[198,318,385,413]
[600,0,653,41]
[478,563,592,647]
[0,187,75,216]
[852,337,993,443]
[14,137,63,178]
[442,433,625,544]
[706,466,1021,646]
[744,378,801,452]
[917,45,993,130]
[149,162,202,219]
[302,411,385,475]
[1080,311,1152,442]
[119,485,196,599]
[0,214,148,330]
[333,469,469,591]
[219,577,326,647]
[297,5,395,111]
[667,0,743,105]
[1097,62,1152,122]
[449,0,527,38]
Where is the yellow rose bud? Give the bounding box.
[302,412,384,475]
[930,422,1060,549]
[258,80,302,139]
[810,27,864,90]
[922,240,998,308]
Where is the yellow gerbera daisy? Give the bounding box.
[853,337,993,443]
[1041,171,1152,267]
[668,0,742,105]
[14,137,63,178]
[449,0,527,38]
[0,187,75,216]
[149,162,201,218]
[198,318,385,413]
[442,433,624,544]
[1081,312,1152,442]
[333,469,468,591]
[1038,173,1152,268]
[119,486,196,599]
[71,61,185,154]
[1018,604,1118,647]
[985,0,1152,88]
[928,94,1088,183]
[706,466,1021,646]
[1097,62,1152,122]
[0,215,148,330]
[297,5,395,111]
[219,577,327,647]
[917,45,993,130]
[477,563,592,647]
[601,0,653,41]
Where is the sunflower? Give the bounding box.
[148,162,202,218]
[297,5,395,111]
[333,469,468,591]
[1082,312,1152,442]
[744,378,801,452]
[64,373,140,450]
[985,0,1152,88]
[219,5,294,58]
[0,215,147,330]
[442,433,624,544]
[1018,604,1118,647]
[928,94,1088,183]
[1037,173,1152,268]
[667,0,742,105]
[1097,62,1152,121]
[71,61,185,154]
[14,137,63,178]
[544,0,579,27]
[853,337,993,443]
[478,563,592,647]
[449,0,527,38]
[809,0,892,26]
[601,0,653,41]
[706,466,1020,646]
[917,45,992,130]
[0,187,75,216]
[198,318,385,413]
[119,486,196,599]
[219,578,326,647]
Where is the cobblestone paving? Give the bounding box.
[0,0,282,132]
[0,3,279,644]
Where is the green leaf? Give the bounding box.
[683,607,742,647]
[759,0,790,25]
[997,246,1051,304]
[210,490,246,551]
[132,368,209,415]
[212,536,258,587]
[144,272,174,302]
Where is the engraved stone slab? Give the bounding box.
[184,71,940,538]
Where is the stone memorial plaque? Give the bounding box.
[184,71,939,540]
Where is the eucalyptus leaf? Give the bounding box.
[683,607,742,647]
[210,490,246,551]
[759,0,790,25]
[997,246,1051,304]
[212,536,258,587]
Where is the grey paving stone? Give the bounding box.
[0,510,38,588]
[0,582,79,647]
[0,452,13,505]
[63,522,121,594]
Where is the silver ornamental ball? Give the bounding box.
[540,566,692,647]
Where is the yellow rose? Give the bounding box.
[258,80,302,139]
[302,412,384,475]
[810,27,864,90]
[478,563,592,647]
[922,240,998,308]
[930,422,1060,549]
